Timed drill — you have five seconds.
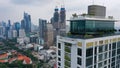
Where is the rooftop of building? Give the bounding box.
[66,32,120,39]
[68,15,117,22]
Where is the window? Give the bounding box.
[86,57,93,66]
[99,46,103,53]
[78,48,82,56]
[94,65,96,68]
[112,57,115,62]
[58,50,61,56]
[86,48,93,57]
[109,44,111,50]
[109,51,111,58]
[104,66,107,68]
[117,42,120,48]
[111,62,115,67]
[104,45,108,51]
[58,57,61,61]
[77,57,82,65]
[109,59,111,63]
[98,62,102,68]
[94,56,97,64]
[104,52,107,59]
[94,47,97,55]
[112,43,116,50]
[104,60,107,65]
[58,62,61,66]
[98,54,103,61]
[58,43,61,49]
[117,49,120,55]
[112,50,116,57]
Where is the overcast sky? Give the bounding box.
[0,0,120,27]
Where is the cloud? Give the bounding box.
[11,0,52,6]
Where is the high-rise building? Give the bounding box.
[60,7,66,23]
[46,23,54,47]
[54,7,59,23]
[14,22,20,37]
[52,6,66,43]
[0,26,4,38]
[57,5,119,68]
[22,12,31,33]
[38,19,47,45]
[21,19,26,29]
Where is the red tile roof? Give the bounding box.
[0,60,7,63]
[0,53,8,59]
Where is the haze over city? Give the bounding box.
[0,0,120,26]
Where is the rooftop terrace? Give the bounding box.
[69,15,117,22]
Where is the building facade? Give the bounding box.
[21,12,31,33]
[57,35,120,68]
[46,23,54,47]
[57,5,119,68]
[39,19,47,45]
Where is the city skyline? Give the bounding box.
[0,0,120,26]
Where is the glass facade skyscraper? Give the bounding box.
[21,12,31,33]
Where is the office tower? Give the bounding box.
[22,12,31,33]
[52,6,66,43]
[88,5,106,17]
[21,19,26,29]
[38,19,47,45]
[0,26,4,38]
[54,7,59,23]
[57,5,119,68]
[8,20,11,27]
[8,29,13,39]
[12,30,17,38]
[59,7,66,36]
[14,22,20,37]
[8,25,13,39]
[46,23,54,47]
[19,29,26,38]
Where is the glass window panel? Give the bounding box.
[77,57,82,65]
[86,57,93,66]
[86,48,93,57]
[78,48,82,56]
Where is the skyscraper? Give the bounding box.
[21,19,26,29]
[38,19,47,45]
[52,6,66,43]
[46,23,54,47]
[60,7,66,23]
[22,12,31,33]
[14,22,20,37]
[54,7,59,23]
[57,5,119,68]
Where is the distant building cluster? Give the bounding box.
[0,12,32,39]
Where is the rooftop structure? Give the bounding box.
[69,14,117,35]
